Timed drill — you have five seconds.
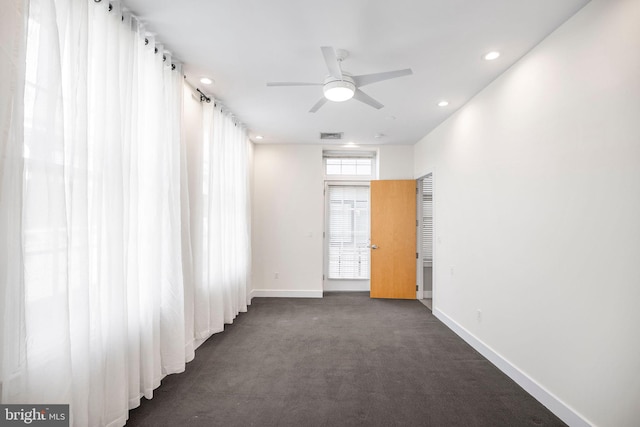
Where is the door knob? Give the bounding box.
[371,244,378,249]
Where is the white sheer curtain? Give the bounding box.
[0,0,29,409]
[1,1,253,425]
[1,0,189,425]
[186,100,251,352]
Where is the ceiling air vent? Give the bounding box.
[320,132,343,140]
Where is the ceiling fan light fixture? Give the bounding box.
[323,80,356,102]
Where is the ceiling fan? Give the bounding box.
[266,46,413,113]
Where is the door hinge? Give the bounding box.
[416,285,419,291]
[416,252,419,259]
[416,219,418,226]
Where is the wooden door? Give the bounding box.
[370,180,416,299]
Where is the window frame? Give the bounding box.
[324,181,371,281]
[322,151,377,181]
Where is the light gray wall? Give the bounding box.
[413,0,640,426]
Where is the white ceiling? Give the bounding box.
[123,0,589,146]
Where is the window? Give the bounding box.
[327,185,370,279]
[326,158,372,176]
[323,151,374,282]
[323,151,376,180]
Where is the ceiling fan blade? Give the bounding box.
[353,89,384,109]
[309,97,328,113]
[266,82,322,87]
[352,69,413,87]
[321,46,343,80]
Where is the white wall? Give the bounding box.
[252,144,324,297]
[252,144,414,297]
[413,1,640,426]
[378,145,415,180]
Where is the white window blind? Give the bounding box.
[422,176,433,262]
[327,185,370,279]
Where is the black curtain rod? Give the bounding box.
[93,0,178,71]
[193,91,242,127]
[196,88,211,103]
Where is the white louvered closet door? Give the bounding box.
[327,185,370,279]
[422,176,433,262]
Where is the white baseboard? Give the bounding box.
[433,308,591,427]
[250,289,323,299]
[323,280,370,292]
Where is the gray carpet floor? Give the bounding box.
[127,292,566,426]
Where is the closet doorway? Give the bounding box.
[417,174,433,310]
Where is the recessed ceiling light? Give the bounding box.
[255,135,263,140]
[483,51,500,61]
[438,100,449,107]
[343,142,359,148]
[200,77,213,85]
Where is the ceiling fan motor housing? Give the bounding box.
[323,75,356,102]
